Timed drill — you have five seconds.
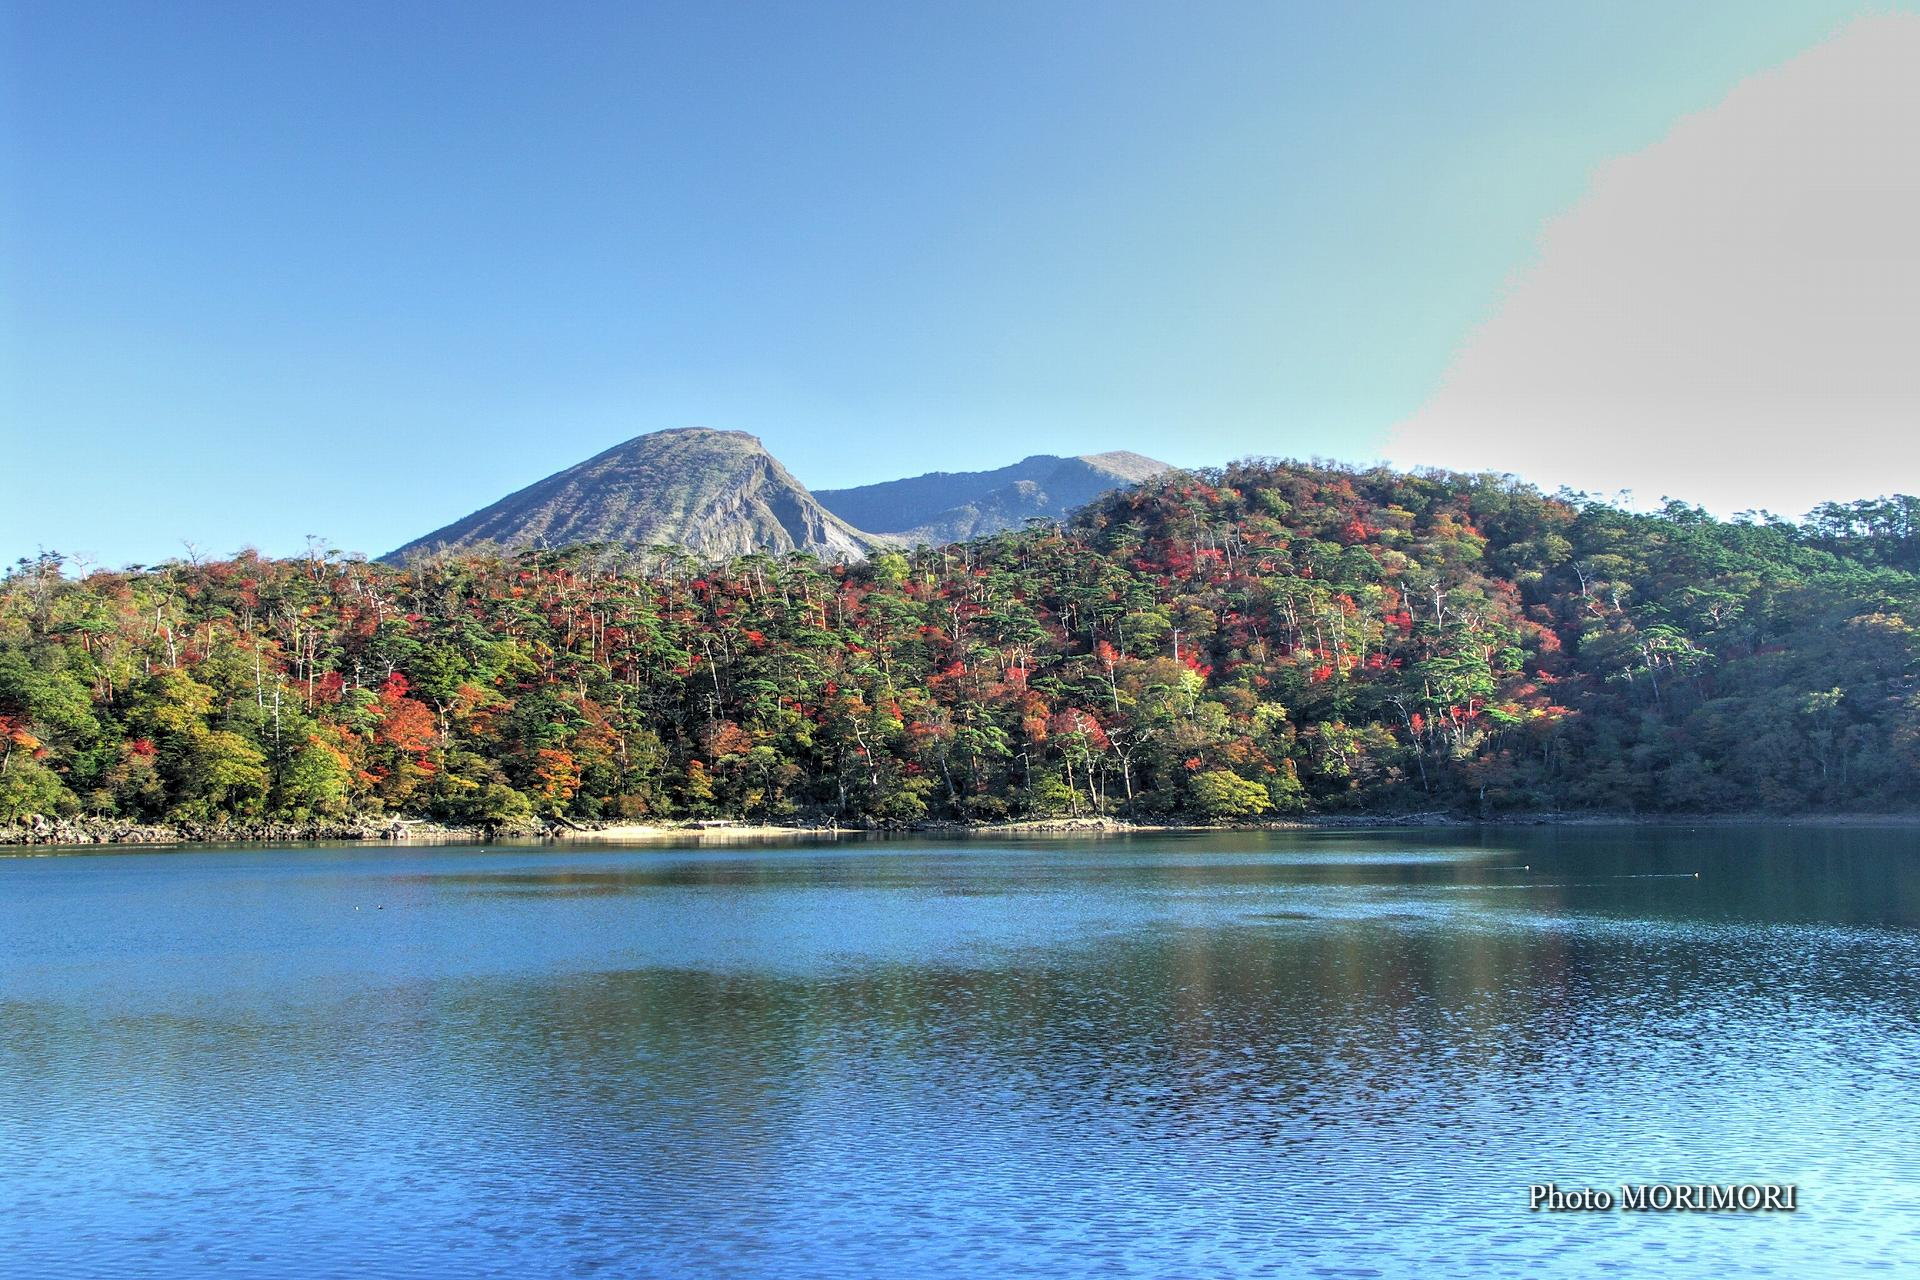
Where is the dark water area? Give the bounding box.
[3,827,1918,1277]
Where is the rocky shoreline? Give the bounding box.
[0,814,515,847]
[6,808,1920,848]
[0,812,1169,847]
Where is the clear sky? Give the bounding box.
[1,1,1906,567]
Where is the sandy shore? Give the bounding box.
[557,822,846,841]
[554,816,1159,841]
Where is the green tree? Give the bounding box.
[1190,769,1272,819]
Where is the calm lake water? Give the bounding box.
[3,827,1919,1277]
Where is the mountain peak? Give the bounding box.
[386,427,869,563]
[814,450,1171,544]
[388,431,1170,562]
[1076,450,1169,483]
[640,426,761,443]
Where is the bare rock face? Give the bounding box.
[386,428,874,563]
[386,428,1169,563]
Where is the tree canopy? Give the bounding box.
[5,460,1918,826]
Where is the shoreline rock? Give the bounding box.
[0,814,510,847]
[7,808,1920,849]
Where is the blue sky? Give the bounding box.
[0,1,1896,566]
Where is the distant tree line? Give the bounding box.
[5,461,1918,826]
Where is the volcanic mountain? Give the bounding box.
[385,429,1171,562]
[385,428,873,563]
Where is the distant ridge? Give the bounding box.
[385,428,872,563]
[814,451,1170,545]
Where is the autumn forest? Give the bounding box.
[5,461,1919,829]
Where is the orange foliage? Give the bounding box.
[376,674,437,755]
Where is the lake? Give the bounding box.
[3,827,1918,1277]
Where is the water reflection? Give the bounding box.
[3,828,1919,1276]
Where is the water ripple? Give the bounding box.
[2,827,1917,1276]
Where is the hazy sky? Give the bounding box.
[1388,12,1920,517]
[2,1,1910,566]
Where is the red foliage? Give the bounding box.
[1047,709,1111,750]
[376,675,437,756]
[705,721,753,758]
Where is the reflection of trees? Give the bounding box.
[439,825,1920,1176]
[422,825,1920,1174]
[10,827,1918,1272]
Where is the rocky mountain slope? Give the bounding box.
[813,451,1169,544]
[386,431,1170,562]
[385,428,873,563]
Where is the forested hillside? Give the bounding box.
[5,460,1919,827]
